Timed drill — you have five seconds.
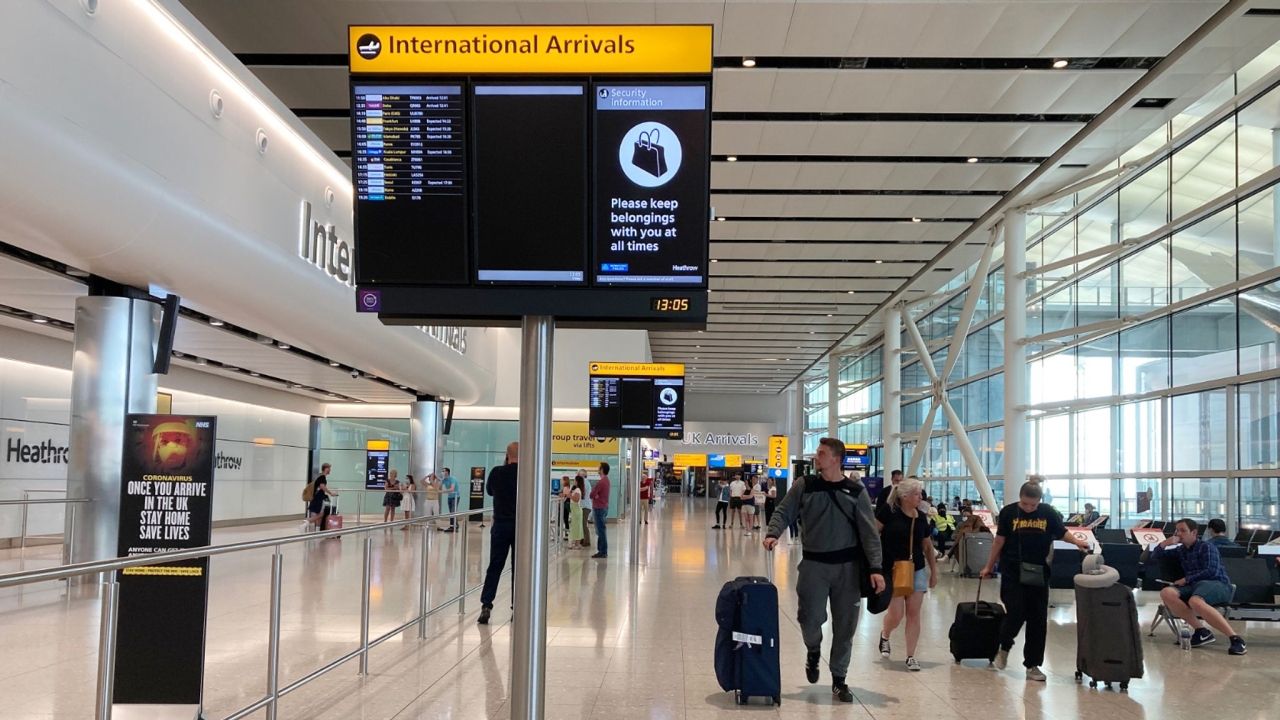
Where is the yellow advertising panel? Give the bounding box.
[725,454,743,468]
[768,435,788,470]
[552,421,618,454]
[673,453,707,467]
[350,25,713,75]
[588,362,684,377]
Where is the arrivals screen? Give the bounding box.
[588,362,684,439]
[842,446,870,470]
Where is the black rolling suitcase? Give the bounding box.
[714,576,781,706]
[949,579,1005,664]
[1074,578,1143,690]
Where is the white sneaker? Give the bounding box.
[1026,667,1046,682]
[905,656,922,672]
[994,649,1009,670]
[300,521,311,532]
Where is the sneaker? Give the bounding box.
[905,656,922,672]
[994,649,1009,670]
[805,650,821,684]
[1229,636,1247,656]
[879,636,891,658]
[591,553,607,559]
[832,679,854,703]
[743,531,752,537]
[477,606,491,625]
[300,521,311,532]
[1026,667,1046,682]
[712,524,721,529]
[1190,629,1216,648]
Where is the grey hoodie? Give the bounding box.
[766,474,883,571]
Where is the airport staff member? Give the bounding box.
[764,437,884,704]
[981,482,1089,681]
[478,442,519,625]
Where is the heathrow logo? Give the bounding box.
[357,34,382,60]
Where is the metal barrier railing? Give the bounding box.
[0,498,567,720]
[0,493,89,566]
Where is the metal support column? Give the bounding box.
[409,399,445,493]
[883,304,902,473]
[1004,210,1028,487]
[266,549,283,720]
[629,438,642,566]
[512,316,553,720]
[788,384,804,464]
[827,353,840,438]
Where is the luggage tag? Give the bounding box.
[732,632,763,647]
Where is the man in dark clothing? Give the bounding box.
[981,482,1089,681]
[875,469,903,514]
[478,442,519,624]
[765,437,884,703]
[590,462,611,558]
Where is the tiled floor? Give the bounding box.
[1,500,1279,719]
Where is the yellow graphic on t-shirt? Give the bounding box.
[1012,518,1048,532]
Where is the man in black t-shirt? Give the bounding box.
[980,481,1088,682]
[874,470,903,514]
[478,442,519,625]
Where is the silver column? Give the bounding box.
[65,296,160,566]
[410,399,445,491]
[882,304,902,473]
[628,438,642,566]
[827,353,839,438]
[1003,211,1028,489]
[512,316,553,720]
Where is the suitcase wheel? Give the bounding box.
[773,697,781,706]
[1089,680,1097,688]
[1120,683,1129,692]
[735,693,746,706]
[1074,672,1082,685]
[1104,682,1113,689]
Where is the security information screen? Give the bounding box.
[588,362,685,439]
[594,84,709,286]
[352,84,468,284]
[472,85,588,284]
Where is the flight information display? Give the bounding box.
[594,84,709,286]
[588,362,684,439]
[352,84,468,284]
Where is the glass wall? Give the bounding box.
[800,48,1280,529]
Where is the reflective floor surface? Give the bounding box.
[1,499,1278,719]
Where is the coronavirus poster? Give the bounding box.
[114,414,216,707]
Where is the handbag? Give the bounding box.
[630,130,668,178]
[892,515,916,597]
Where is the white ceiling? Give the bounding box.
[167,0,1280,393]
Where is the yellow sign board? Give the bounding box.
[589,362,684,377]
[769,435,788,470]
[725,454,743,468]
[366,439,391,451]
[673,453,707,467]
[552,421,618,454]
[349,25,713,75]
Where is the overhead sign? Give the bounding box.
[767,467,789,480]
[588,362,685,439]
[552,421,619,454]
[768,435,788,470]
[672,453,707,467]
[842,444,870,469]
[114,415,216,706]
[349,25,713,75]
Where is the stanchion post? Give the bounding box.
[458,520,470,615]
[266,548,283,720]
[628,438,642,566]
[359,536,372,675]
[20,491,30,556]
[418,520,431,639]
[95,580,119,720]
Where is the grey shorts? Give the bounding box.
[1178,580,1232,606]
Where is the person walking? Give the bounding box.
[569,478,586,548]
[980,482,1089,681]
[400,475,417,531]
[764,437,885,703]
[578,469,593,548]
[382,470,401,524]
[590,462,611,559]
[713,478,730,529]
[302,474,339,532]
[875,477,938,671]
[478,442,519,625]
[441,468,460,532]
[876,470,904,514]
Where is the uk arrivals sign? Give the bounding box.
[114,415,216,708]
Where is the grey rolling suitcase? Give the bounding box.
[1074,578,1143,690]
[960,534,992,578]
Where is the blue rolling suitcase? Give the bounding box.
[714,576,782,706]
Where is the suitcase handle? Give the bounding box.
[764,546,774,583]
[976,577,984,604]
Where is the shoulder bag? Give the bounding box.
[892,514,916,597]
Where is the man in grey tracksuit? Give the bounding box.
[764,437,884,703]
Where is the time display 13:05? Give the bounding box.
[650,298,690,312]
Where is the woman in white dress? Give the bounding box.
[401,475,417,531]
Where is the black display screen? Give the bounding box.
[594,83,709,286]
[472,84,588,284]
[352,84,468,284]
[589,370,684,439]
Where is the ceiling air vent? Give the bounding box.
[1133,97,1173,109]
[1244,8,1280,17]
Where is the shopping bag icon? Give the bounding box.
[630,130,668,178]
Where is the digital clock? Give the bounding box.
[651,297,691,312]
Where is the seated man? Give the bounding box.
[1204,518,1238,549]
[1080,503,1100,527]
[1154,518,1246,655]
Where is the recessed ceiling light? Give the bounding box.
[742,58,756,68]
[847,290,855,294]
[726,156,738,162]
[1052,59,1069,69]
[826,314,833,317]
[249,372,260,377]
[209,318,224,327]
[967,157,979,163]
[277,342,290,350]
[717,217,725,222]
[398,385,409,390]
[329,360,340,367]
[710,259,718,262]
[196,358,207,366]
[911,217,922,223]
[875,259,884,264]
[31,316,48,324]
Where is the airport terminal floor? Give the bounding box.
[2,498,1279,720]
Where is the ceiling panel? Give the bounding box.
[0,257,85,323]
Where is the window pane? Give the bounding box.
[1171,120,1236,220]
[1170,478,1228,520]
[987,373,1005,424]
[1238,187,1276,272]
[1171,297,1237,386]
[1120,160,1169,242]
[1120,478,1161,524]
[1077,479,1113,516]
[1239,478,1280,528]
[1170,207,1235,301]
[1171,390,1228,471]
[1036,415,1070,475]
[1076,408,1114,475]
[1120,239,1169,315]
[1237,379,1280,470]
[1238,80,1280,184]
[1120,318,1170,394]
[1120,399,1162,474]
[1238,279,1280,376]
[1077,333,1117,399]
